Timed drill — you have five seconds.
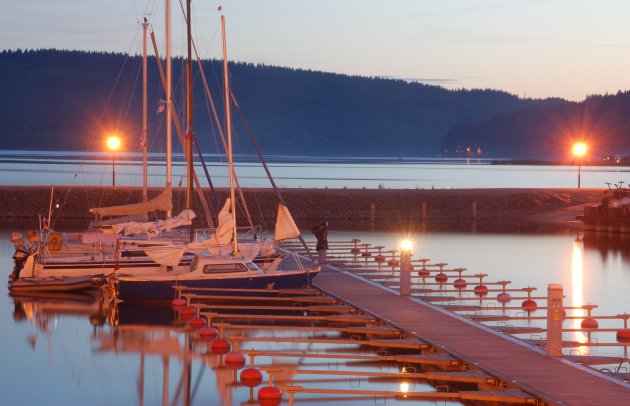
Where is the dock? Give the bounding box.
[313,263,630,405]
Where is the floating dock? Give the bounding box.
[312,255,630,405]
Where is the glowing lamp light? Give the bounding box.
[400,382,410,395]
[400,239,413,252]
[572,142,587,158]
[106,135,121,151]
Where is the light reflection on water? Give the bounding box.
[571,241,588,348]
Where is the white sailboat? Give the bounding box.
[8,6,200,288]
[115,12,319,303]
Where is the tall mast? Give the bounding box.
[142,17,148,201]
[185,0,194,211]
[221,14,238,256]
[165,0,172,217]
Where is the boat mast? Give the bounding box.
[165,0,172,217]
[185,0,194,212]
[142,17,148,201]
[221,13,238,256]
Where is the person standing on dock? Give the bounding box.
[312,220,329,264]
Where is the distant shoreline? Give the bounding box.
[0,186,603,232]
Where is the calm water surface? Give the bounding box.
[1,150,629,188]
[2,227,630,405]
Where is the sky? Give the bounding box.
[1,0,630,101]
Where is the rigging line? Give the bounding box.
[149,30,215,227]
[190,33,254,228]
[230,91,315,260]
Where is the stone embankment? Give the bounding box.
[0,186,604,231]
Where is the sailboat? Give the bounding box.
[7,10,200,288]
[115,12,319,303]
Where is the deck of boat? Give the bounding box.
[313,264,630,405]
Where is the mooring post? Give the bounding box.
[400,247,412,296]
[421,201,427,221]
[546,284,564,356]
[472,200,477,220]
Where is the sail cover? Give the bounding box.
[90,187,172,217]
[111,209,196,237]
[142,245,187,267]
[275,204,300,241]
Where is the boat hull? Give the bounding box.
[9,274,106,293]
[117,270,318,303]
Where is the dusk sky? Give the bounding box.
[1,0,629,101]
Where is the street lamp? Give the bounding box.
[399,239,414,296]
[106,135,121,186]
[572,142,587,188]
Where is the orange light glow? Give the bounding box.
[572,142,587,158]
[571,240,588,349]
[400,239,413,252]
[106,135,122,152]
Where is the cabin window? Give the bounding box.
[202,263,249,274]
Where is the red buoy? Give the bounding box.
[361,252,372,257]
[453,278,467,289]
[211,338,231,355]
[258,386,282,406]
[581,317,599,329]
[199,326,218,339]
[189,317,206,328]
[240,368,263,387]
[497,292,511,303]
[350,248,361,254]
[224,352,246,370]
[417,268,430,278]
[178,306,196,315]
[521,299,537,311]
[473,285,488,296]
[374,255,386,262]
[388,260,399,267]
[171,298,187,308]
[616,330,630,342]
[435,273,447,283]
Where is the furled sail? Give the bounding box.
[90,186,172,217]
[111,209,196,237]
[187,199,233,253]
[275,203,300,241]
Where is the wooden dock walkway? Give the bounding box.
[313,265,630,405]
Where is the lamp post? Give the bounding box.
[572,142,587,189]
[399,239,413,296]
[106,135,121,187]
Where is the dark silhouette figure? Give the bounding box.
[311,220,329,264]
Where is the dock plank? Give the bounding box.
[313,266,630,405]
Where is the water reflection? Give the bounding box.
[570,241,588,349]
[9,291,455,406]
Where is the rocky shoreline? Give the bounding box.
[0,186,604,231]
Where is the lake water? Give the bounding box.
[1,150,629,189]
[2,150,630,404]
[2,226,630,405]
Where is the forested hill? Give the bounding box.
[443,91,630,160]
[0,49,563,157]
